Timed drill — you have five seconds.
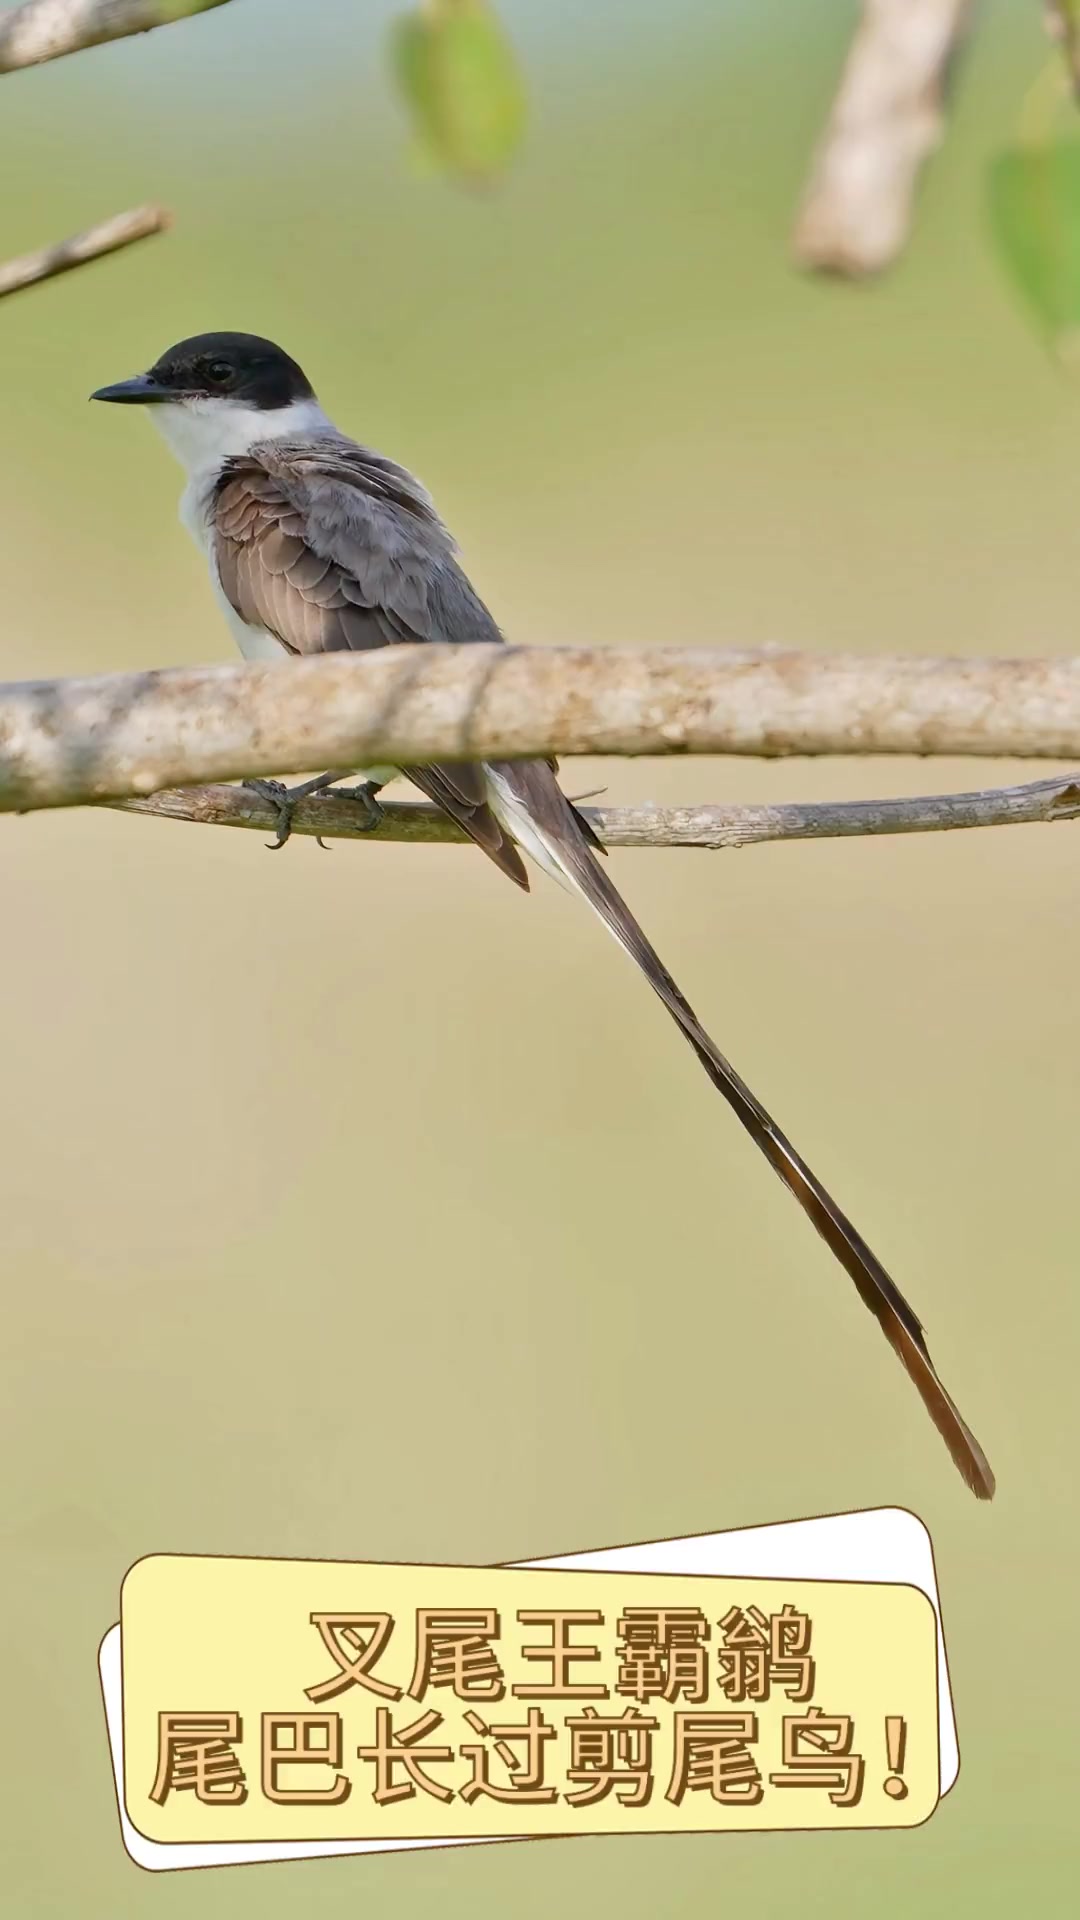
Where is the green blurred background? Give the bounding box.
[2,0,1077,1911]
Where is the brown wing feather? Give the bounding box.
[212,461,528,888]
[399,764,529,888]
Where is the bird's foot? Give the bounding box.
[242,776,335,851]
[338,780,385,832]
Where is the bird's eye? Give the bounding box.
[204,360,233,386]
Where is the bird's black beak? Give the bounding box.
[90,371,172,405]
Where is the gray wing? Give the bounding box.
[212,442,529,888]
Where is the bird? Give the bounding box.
[92,330,994,1500]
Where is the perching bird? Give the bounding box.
[92,331,994,1499]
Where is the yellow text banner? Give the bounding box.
[121,1555,939,1843]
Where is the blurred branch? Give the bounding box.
[0,204,169,299]
[794,0,973,276]
[7,648,1080,814]
[110,771,1080,847]
[1044,1,1080,99]
[0,0,233,73]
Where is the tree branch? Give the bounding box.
[1044,1,1080,100]
[0,203,169,298]
[0,0,233,73]
[109,771,1080,848]
[6,649,1080,815]
[793,0,972,276]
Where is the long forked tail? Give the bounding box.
[486,761,995,1501]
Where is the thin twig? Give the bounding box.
[107,773,1080,848]
[0,0,233,73]
[7,649,1080,815]
[107,772,1080,847]
[793,0,972,276]
[0,204,169,299]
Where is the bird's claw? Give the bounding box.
[241,774,383,847]
[341,781,385,832]
[241,778,328,851]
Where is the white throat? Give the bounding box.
[151,394,335,486]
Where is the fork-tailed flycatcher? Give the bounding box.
[92,331,994,1499]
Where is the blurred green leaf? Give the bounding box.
[391,0,527,187]
[987,141,1080,367]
